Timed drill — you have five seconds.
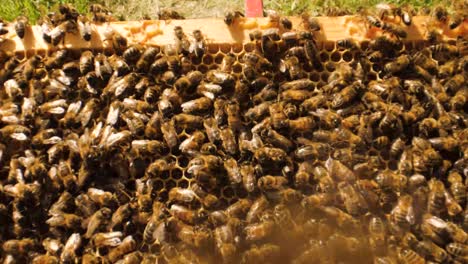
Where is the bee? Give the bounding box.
[46,212,82,229]
[258,175,288,192]
[2,238,37,255]
[336,38,361,51]
[84,207,112,238]
[203,117,221,144]
[143,201,167,245]
[280,17,292,30]
[397,247,425,264]
[391,195,415,230]
[304,39,322,68]
[224,11,244,26]
[168,187,200,206]
[161,119,178,149]
[262,127,293,152]
[220,127,237,155]
[428,43,459,56]
[245,101,272,122]
[301,13,321,31]
[433,6,448,22]
[447,171,466,206]
[384,54,410,74]
[109,203,133,230]
[92,231,122,248]
[14,16,29,39]
[188,29,206,58]
[449,10,465,29]
[242,244,280,264]
[221,52,236,72]
[412,50,438,75]
[107,236,137,262]
[60,233,81,263]
[170,204,207,225]
[244,216,276,241]
[226,199,252,218]
[223,157,242,185]
[446,242,468,260]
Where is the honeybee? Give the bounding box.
[2,238,37,255]
[390,194,415,230]
[224,157,242,185]
[447,171,466,206]
[301,13,321,31]
[432,6,448,22]
[242,244,281,264]
[224,11,244,26]
[257,175,288,192]
[220,127,237,155]
[60,233,81,263]
[304,39,322,68]
[161,119,178,149]
[179,131,205,156]
[384,54,410,74]
[107,236,136,263]
[92,231,122,248]
[170,204,207,225]
[14,16,29,39]
[245,101,273,122]
[84,207,112,238]
[225,198,252,219]
[244,216,276,241]
[449,10,466,29]
[46,212,82,229]
[397,247,425,264]
[109,203,133,230]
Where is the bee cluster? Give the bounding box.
[0,3,467,264]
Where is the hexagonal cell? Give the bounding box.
[232,63,242,74]
[320,52,329,62]
[202,54,214,65]
[367,73,378,81]
[342,51,353,62]
[214,53,224,64]
[321,72,330,82]
[330,51,341,62]
[160,170,171,180]
[244,43,256,52]
[178,179,190,188]
[325,62,335,72]
[197,64,209,73]
[219,44,231,54]
[208,44,220,54]
[165,179,177,190]
[153,179,165,190]
[158,189,169,201]
[235,188,248,199]
[372,64,382,72]
[177,156,189,168]
[171,168,183,180]
[323,41,335,52]
[232,44,243,53]
[387,160,398,170]
[310,72,320,82]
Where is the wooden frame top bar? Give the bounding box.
[0,16,466,55]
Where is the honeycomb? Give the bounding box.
[0,4,467,264]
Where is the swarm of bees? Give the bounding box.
[0,3,467,264]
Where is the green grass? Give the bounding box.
[0,0,454,23]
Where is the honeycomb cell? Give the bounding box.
[331,51,341,62]
[165,179,177,190]
[178,179,189,188]
[232,63,242,74]
[161,170,171,180]
[214,53,224,64]
[171,169,183,180]
[178,156,189,168]
[219,44,231,54]
[153,179,165,190]
[244,43,256,52]
[367,73,378,81]
[235,188,248,199]
[321,72,330,82]
[310,72,320,82]
[232,44,243,53]
[320,52,329,62]
[342,51,353,62]
[197,64,209,73]
[208,44,219,54]
[325,62,335,72]
[323,41,335,52]
[372,64,382,72]
[202,54,214,65]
